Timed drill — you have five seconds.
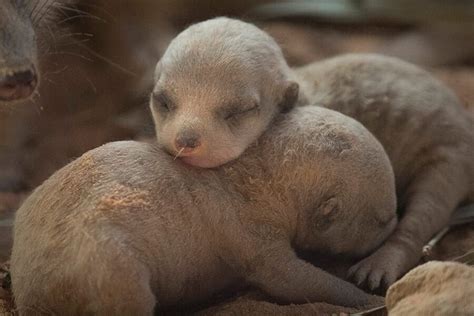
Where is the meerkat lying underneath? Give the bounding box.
[150,17,474,290]
[11,106,396,314]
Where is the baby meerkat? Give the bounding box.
[11,106,396,314]
[150,17,299,168]
[151,17,474,290]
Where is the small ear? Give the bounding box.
[154,61,162,83]
[278,81,299,113]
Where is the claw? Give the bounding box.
[354,266,369,287]
[367,271,382,291]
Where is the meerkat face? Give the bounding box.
[150,17,298,168]
[151,62,298,168]
[0,0,38,105]
[0,0,78,107]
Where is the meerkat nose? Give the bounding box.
[174,131,202,153]
[0,66,38,101]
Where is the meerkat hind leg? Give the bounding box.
[14,246,156,316]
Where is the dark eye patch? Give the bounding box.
[151,91,175,113]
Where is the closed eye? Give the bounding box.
[151,91,174,112]
[224,104,259,120]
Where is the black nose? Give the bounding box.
[0,68,38,102]
[175,131,201,151]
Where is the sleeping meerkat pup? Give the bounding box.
[151,17,474,290]
[296,53,474,290]
[11,106,396,314]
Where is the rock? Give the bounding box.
[386,261,474,316]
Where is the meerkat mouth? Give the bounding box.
[178,155,221,169]
[171,148,208,167]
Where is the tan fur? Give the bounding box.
[151,18,474,291]
[295,54,474,289]
[11,106,396,314]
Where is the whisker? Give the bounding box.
[73,42,137,76]
[174,148,185,160]
[53,4,106,23]
[43,50,94,63]
[32,0,52,25]
[72,2,116,22]
[58,14,101,24]
[29,0,42,21]
[58,32,94,39]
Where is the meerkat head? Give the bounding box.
[150,17,299,168]
[0,0,79,107]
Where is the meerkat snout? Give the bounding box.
[174,130,202,154]
[0,67,38,102]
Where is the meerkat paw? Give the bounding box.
[348,244,419,292]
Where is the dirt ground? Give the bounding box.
[0,16,473,315]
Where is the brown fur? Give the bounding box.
[11,106,396,314]
[151,18,474,290]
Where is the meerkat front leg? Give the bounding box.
[240,242,382,308]
[348,161,468,290]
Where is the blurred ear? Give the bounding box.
[154,61,162,83]
[278,81,299,113]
